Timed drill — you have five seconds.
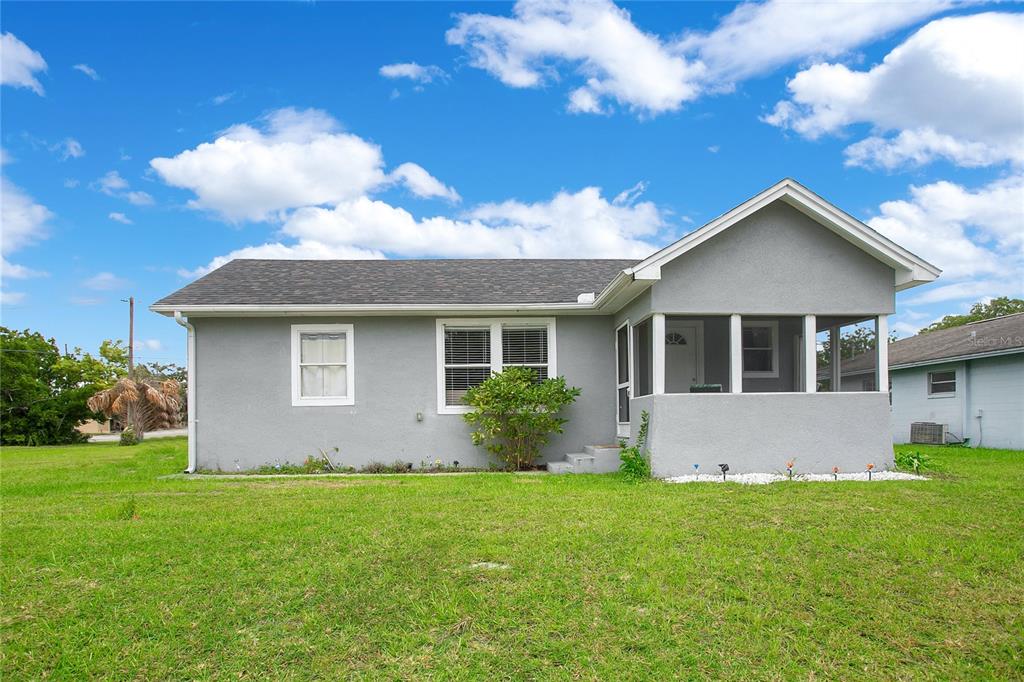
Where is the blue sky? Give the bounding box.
[2,1,1022,365]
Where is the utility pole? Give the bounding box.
[125,296,135,377]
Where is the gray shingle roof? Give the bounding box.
[153,258,639,307]
[823,313,1024,375]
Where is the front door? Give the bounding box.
[665,322,702,393]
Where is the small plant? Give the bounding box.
[718,463,729,481]
[619,410,651,483]
[786,459,795,479]
[463,366,581,471]
[116,497,138,521]
[866,462,875,481]
[895,449,933,473]
[832,466,839,481]
[119,428,139,447]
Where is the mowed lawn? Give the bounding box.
[2,439,1023,679]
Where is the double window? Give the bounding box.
[928,370,956,396]
[742,320,779,378]
[291,324,355,406]
[437,318,555,413]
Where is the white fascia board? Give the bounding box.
[151,301,599,317]
[631,178,941,290]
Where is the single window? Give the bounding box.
[633,319,653,397]
[928,370,956,395]
[444,327,491,406]
[742,321,778,378]
[291,324,354,406]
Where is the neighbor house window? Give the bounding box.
[437,319,555,413]
[291,324,354,406]
[742,320,779,378]
[928,370,956,396]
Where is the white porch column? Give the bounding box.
[652,313,666,395]
[876,314,889,393]
[729,314,743,393]
[803,315,817,393]
[829,326,841,391]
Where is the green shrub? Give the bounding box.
[119,428,139,447]
[619,410,651,483]
[360,460,411,474]
[895,449,935,473]
[462,366,581,471]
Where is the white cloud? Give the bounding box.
[1,33,46,95]
[379,62,448,83]
[212,91,235,105]
[706,145,719,154]
[764,13,1024,169]
[446,0,953,117]
[1,175,52,258]
[57,138,85,160]
[185,186,664,276]
[64,178,80,188]
[388,162,460,202]
[151,108,388,222]
[150,108,457,221]
[136,339,163,351]
[447,0,703,116]
[677,0,952,85]
[868,175,1024,305]
[70,296,104,306]
[1,258,46,279]
[108,212,133,224]
[95,170,154,205]
[0,290,27,305]
[72,63,99,80]
[82,272,130,291]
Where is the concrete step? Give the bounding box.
[547,461,576,475]
[565,453,596,473]
[582,445,622,473]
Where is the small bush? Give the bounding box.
[119,428,139,447]
[619,410,651,483]
[463,366,581,471]
[895,449,935,473]
[361,460,412,474]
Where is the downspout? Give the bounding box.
[174,311,197,473]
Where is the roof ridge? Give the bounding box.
[965,311,1024,325]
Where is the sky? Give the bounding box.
[1,1,1022,365]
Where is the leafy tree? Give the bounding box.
[817,326,897,368]
[920,297,1024,333]
[462,366,581,470]
[0,328,122,445]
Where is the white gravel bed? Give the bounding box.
[665,471,927,485]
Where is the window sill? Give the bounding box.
[927,393,956,399]
[292,397,355,407]
[438,405,473,415]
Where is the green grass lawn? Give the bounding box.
[2,439,1022,679]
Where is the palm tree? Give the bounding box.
[88,378,181,441]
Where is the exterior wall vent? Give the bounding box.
[910,422,947,445]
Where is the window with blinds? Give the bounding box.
[501,326,549,381]
[439,320,555,409]
[444,327,491,406]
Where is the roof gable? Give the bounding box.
[629,178,940,291]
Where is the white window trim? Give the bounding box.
[742,320,779,379]
[436,318,556,415]
[927,368,957,398]
[291,323,355,407]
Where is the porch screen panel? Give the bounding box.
[444,327,491,406]
[616,326,629,384]
[502,326,549,381]
[633,320,653,397]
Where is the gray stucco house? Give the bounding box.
[152,179,940,476]
[833,314,1024,449]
